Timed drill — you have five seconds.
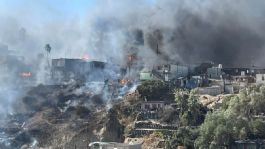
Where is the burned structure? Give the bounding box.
[0,44,36,86]
[51,58,108,83]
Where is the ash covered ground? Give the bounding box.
[0,81,137,148]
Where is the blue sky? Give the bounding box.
[0,0,156,20]
[0,0,158,28]
[0,0,97,20]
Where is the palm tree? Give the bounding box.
[45,44,51,68]
[45,44,51,53]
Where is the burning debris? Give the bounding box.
[80,54,90,61]
[20,72,32,78]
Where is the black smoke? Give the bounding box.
[2,0,265,68]
[144,1,265,67]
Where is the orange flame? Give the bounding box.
[128,55,133,62]
[80,54,89,61]
[120,79,126,85]
[20,72,32,77]
[120,79,129,85]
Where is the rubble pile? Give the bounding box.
[198,94,236,109]
[0,82,126,149]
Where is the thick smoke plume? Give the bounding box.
[84,0,265,67]
[1,0,265,67]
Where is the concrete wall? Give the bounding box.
[198,86,222,96]
[140,72,153,81]
[256,74,265,84]
[207,67,222,79]
[171,65,189,78]
[225,85,234,94]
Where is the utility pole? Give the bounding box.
[221,72,226,93]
